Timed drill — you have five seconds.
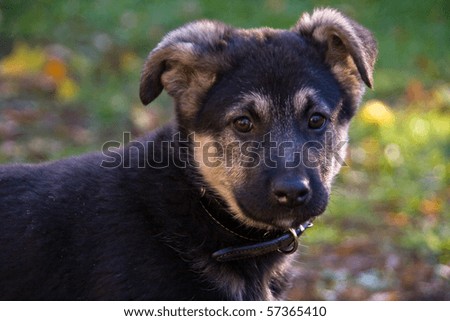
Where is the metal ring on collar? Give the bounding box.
[278,228,299,254]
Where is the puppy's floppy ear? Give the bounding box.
[139,20,232,113]
[293,8,377,89]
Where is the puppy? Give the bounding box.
[0,8,377,300]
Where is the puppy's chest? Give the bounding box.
[192,254,293,300]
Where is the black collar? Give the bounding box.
[199,192,314,262]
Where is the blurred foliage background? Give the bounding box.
[0,0,448,300]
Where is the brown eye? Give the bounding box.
[308,113,327,130]
[233,116,253,133]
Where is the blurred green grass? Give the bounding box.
[1,0,448,99]
[0,0,448,299]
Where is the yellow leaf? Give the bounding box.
[56,78,79,102]
[0,42,46,77]
[360,99,395,126]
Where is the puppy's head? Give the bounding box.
[140,8,377,230]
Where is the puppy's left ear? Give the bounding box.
[293,8,377,89]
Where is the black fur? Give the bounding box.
[0,127,290,300]
[0,8,376,300]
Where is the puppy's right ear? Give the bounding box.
[139,21,232,111]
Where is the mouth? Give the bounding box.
[236,199,319,231]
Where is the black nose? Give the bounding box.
[272,177,311,208]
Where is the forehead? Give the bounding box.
[219,29,337,101]
[202,29,341,113]
[235,88,333,118]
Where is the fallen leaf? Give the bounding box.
[360,99,395,126]
[44,57,68,84]
[0,42,46,77]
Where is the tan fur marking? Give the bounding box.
[194,134,277,230]
[139,20,232,113]
[294,8,377,99]
[239,91,272,121]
